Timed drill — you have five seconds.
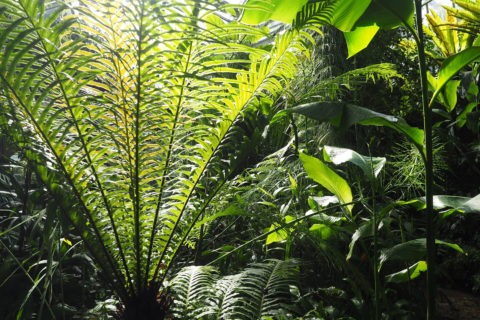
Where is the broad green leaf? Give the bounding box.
[347,220,372,261]
[305,209,345,225]
[240,0,273,25]
[266,223,288,244]
[241,0,308,25]
[291,102,424,149]
[444,80,461,112]
[385,261,427,283]
[379,238,464,270]
[265,215,296,245]
[416,194,480,218]
[457,102,478,128]
[431,47,480,106]
[341,0,414,57]
[330,0,372,32]
[355,0,415,30]
[309,224,334,240]
[427,71,447,106]
[299,152,353,215]
[309,195,339,209]
[323,145,386,180]
[345,25,379,58]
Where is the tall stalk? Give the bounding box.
[414,1,436,318]
[368,145,379,320]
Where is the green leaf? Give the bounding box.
[444,80,461,112]
[330,0,372,32]
[265,216,296,245]
[431,47,480,106]
[341,0,414,57]
[347,220,372,261]
[385,261,428,283]
[379,238,464,270]
[241,0,308,25]
[457,102,478,128]
[416,194,480,218]
[291,102,424,149]
[299,152,353,215]
[323,145,386,181]
[355,0,415,30]
[345,25,379,58]
[266,223,289,245]
[309,224,334,240]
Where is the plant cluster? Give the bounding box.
[1,0,479,320]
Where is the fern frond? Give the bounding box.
[292,0,335,30]
[170,259,300,319]
[169,265,218,319]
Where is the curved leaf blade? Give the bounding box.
[431,47,480,106]
[299,152,353,215]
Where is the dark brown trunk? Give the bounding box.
[116,287,173,320]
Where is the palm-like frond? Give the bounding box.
[0,0,326,309]
[169,265,218,319]
[169,259,300,319]
[292,0,335,30]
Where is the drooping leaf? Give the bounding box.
[457,102,478,127]
[291,102,424,149]
[309,224,334,240]
[379,238,464,270]
[432,47,480,105]
[415,194,480,219]
[344,25,379,58]
[241,0,308,25]
[266,215,296,245]
[385,261,428,283]
[354,0,415,30]
[299,152,353,215]
[444,80,461,112]
[347,220,372,261]
[323,145,386,180]
[330,0,372,32]
[342,0,414,57]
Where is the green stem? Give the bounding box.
[368,145,379,320]
[414,1,436,319]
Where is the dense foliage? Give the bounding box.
[1,0,479,319]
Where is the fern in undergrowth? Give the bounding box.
[169,259,300,320]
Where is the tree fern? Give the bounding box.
[0,0,333,317]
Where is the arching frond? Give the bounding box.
[169,259,300,319]
[0,0,334,314]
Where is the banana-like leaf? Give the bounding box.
[299,152,353,215]
[291,102,424,149]
[444,80,461,112]
[431,47,480,106]
[379,238,464,271]
[344,25,379,58]
[241,0,309,25]
[323,145,386,181]
[330,0,372,32]
[385,260,427,283]
[341,0,414,57]
[266,215,296,245]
